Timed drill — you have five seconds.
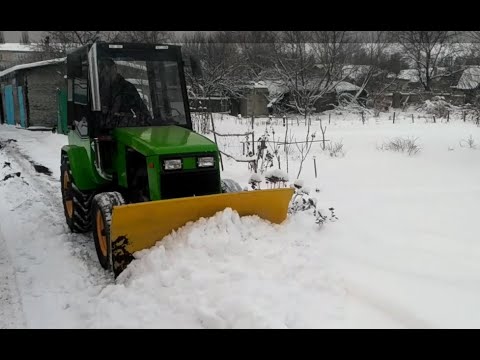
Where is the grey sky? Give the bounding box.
[2,31,43,43]
[1,31,195,43]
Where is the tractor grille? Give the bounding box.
[161,170,220,200]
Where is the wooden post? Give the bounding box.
[251,110,255,156]
[210,112,224,171]
[447,111,450,123]
[361,111,365,125]
[329,113,331,125]
[412,114,414,123]
[252,131,255,156]
[463,111,466,122]
[393,112,396,124]
[313,156,317,178]
[433,116,436,123]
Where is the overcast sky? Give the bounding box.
[2,31,43,42]
[1,31,193,43]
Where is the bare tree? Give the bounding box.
[181,31,246,105]
[295,124,316,179]
[233,31,277,79]
[350,31,389,101]
[31,31,101,61]
[394,31,459,91]
[467,31,480,46]
[269,31,358,119]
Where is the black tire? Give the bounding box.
[61,153,94,233]
[91,192,125,271]
[221,178,243,193]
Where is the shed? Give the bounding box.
[0,57,66,129]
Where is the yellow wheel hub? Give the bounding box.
[96,210,108,257]
[63,170,73,219]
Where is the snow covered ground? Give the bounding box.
[1,110,480,328]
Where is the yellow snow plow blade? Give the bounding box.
[110,187,294,276]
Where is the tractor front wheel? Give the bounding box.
[91,192,125,271]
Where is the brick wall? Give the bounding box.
[23,64,64,127]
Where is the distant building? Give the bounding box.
[0,57,66,128]
[451,66,480,105]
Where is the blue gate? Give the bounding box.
[4,85,15,125]
[17,86,26,128]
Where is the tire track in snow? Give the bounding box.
[2,139,106,272]
[0,137,113,327]
[326,224,435,329]
[342,278,433,329]
[0,224,27,328]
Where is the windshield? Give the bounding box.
[97,55,187,127]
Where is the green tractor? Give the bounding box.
[60,41,293,277]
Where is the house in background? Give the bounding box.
[0,57,66,129]
[451,66,480,105]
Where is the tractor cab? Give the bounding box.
[66,41,193,179]
[67,42,192,135]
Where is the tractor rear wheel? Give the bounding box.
[91,192,125,271]
[61,153,94,233]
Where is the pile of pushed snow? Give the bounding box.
[84,208,344,329]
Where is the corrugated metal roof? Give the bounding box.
[453,66,480,90]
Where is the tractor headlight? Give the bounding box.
[163,159,182,170]
[197,156,215,168]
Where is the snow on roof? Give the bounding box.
[0,57,66,78]
[241,80,269,90]
[342,65,371,80]
[386,72,397,79]
[333,81,361,93]
[261,80,289,96]
[0,43,40,52]
[454,66,480,90]
[398,69,420,82]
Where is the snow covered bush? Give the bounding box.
[325,140,345,158]
[334,93,373,116]
[248,173,263,189]
[377,137,421,156]
[459,135,477,149]
[419,96,452,118]
[264,169,289,188]
[288,180,338,225]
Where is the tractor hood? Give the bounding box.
[114,126,218,156]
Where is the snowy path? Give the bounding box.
[0,223,26,328]
[0,131,113,328]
